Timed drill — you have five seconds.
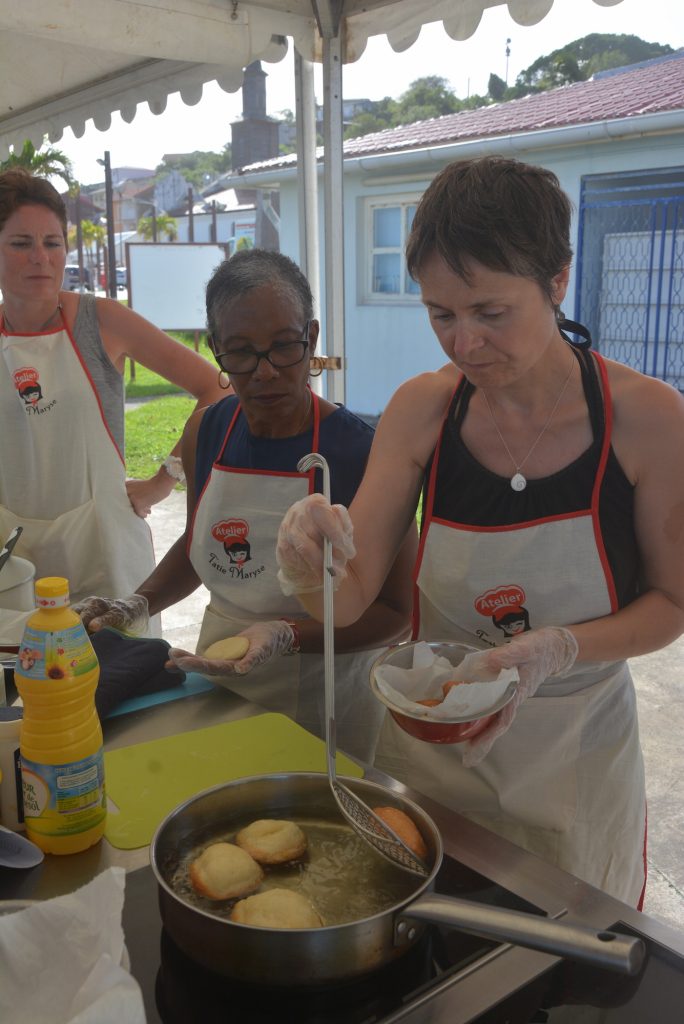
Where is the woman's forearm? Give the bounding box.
[569,589,684,663]
[292,596,411,654]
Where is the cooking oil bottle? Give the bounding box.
[14,577,106,854]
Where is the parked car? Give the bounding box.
[63,265,92,291]
[116,267,127,290]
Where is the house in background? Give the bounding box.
[225,51,684,417]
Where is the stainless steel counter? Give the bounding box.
[3,686,684,1023]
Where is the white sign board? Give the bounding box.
[126,242,228,331]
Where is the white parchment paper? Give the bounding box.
[375,641,518,720]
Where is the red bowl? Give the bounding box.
[388,707,496,744]
[370,640,514,746]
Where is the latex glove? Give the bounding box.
[72,594,150,636]
[462,626,579,768]
[168,620,297,677]
[276,492,355,596]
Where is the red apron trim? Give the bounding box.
[411,381,458,639]
[428,508,593,533]
[187,388,321,557]
[589,352,619,613]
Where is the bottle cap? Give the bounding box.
[34,577,70,608]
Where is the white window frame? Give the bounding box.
[359,193,422,304]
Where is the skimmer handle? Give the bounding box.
[296,454,337,782]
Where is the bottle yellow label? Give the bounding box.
[18,622,98,680]
[21,749,106,837]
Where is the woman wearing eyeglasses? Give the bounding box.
[78,249,416,760]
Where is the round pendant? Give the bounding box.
[511,473,527,492]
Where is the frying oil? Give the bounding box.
[171,818,419,925]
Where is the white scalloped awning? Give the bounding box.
[0,0,625,160]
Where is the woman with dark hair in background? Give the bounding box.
[78,249,416,761]
[276,156,684,904]
[0,168,224,642]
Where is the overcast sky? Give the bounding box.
[58,0,682,186]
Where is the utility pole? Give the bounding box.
[99,151,118,298]
[505,38,512,86]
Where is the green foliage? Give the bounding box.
[68,218,105,252]
[137,213,178,241]
[154,147,232,189]
[124,396,196,479]
[395,77,461,121]
[514,33,673,92]
[0,139,75,187]
[488,73,507,102]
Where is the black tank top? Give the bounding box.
[426,348,640,609]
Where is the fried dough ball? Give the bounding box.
[235,819,308,864]
[373,806,429,862]
[441,679,466,698]
[417,697,442,707]
[230,888,323,929]
[204,636,250,660]
[189,842,264,900]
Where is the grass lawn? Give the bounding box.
[125,395,196,480]
[123,331,214,480]
[124,331,214,399]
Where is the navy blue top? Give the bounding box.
[196,396,375,507]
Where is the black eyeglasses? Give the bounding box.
[215,322,311,375]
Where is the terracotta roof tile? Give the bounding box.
[239,51,684,173]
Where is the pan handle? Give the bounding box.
[400,894,645,976]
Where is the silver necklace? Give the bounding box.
[2,304,63,334]
[481,354,576,492]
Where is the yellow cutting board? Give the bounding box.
[104,713,364,850]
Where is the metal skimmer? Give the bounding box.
[297,453,429,877]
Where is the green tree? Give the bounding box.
[395,77,461,122]
[154,147,232,189]
[137,214,178,241]
[515,33,673,93]
[0,139,74,187]
[488,73,507,102]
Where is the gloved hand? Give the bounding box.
[72,594,150,636]
[168,620,297,677]
[276,492,355,596]
[462,626,579,768]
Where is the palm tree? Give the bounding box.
[137,213,178,242]
[0,139,74,188]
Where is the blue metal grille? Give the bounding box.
[576,168,684,391]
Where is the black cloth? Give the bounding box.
[91,627,185,720]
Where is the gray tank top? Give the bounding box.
[72,293,125,457]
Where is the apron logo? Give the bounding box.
[475,585,530,637]
[211,519,252,566]
[13,366,44,406]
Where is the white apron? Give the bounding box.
[188,392,385,762]
[375,364,646,906]
[0,311,157,642]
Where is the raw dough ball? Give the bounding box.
[230,888,323,929]
[235,819,308,864]
[204,635,250,660]
[189,842,263,900]
[373,806,429,862]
